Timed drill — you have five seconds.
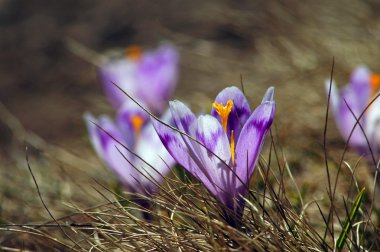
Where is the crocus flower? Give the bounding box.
[326,66,380,159]
[84,100,176,194]
[99,44,179,114]
[152,86,276,214]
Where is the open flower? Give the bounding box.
[152,86,275,214]
[99,44,179,114]
[84,100,176,194]
[326,66,380,158]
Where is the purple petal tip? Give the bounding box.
[261,87,275,103]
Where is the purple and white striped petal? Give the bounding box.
[235,91,275,188]
[134,115,176,188]
[211,86,251,140]
[99,58,138,108]
[169,100,215,175]
[136,44,179,113]
[195,115,231,163]
[169,100,197,135]
[151,116,200,179]
[261,86,275,103]
[193,115,234,206]
[84,113,138,190]
[85,113,124,157]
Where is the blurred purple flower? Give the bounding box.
[99,44,179,114]
[152,86,275,214]
[326,66,380,157]
[84,100,176,194]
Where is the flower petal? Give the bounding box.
[325,81,366,149]
[99,58,138,108]
[348,66,371,110]
[151,115,200,181]
[84,113,138,189]
[84,113,104,156]
[365,96,380,154]
[134,113,177,191]
[325,79,340,115]
[337,85,367,147]
[84,113,123,155]
[350,66,371,88]
[169,100,209,168]
[136,44,179,113]
[195,115,231,162]
[211,86,251,140]
[261,86,275,103]
[235,98,275,190]
[194,115,235,207]
[169,100,198,136]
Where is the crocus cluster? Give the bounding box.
[85,44,179,194]
[85,42,276,221]
[99,44,179,114]
[152,86,276,214]
[85,100,175,194]
[327,66,380,160]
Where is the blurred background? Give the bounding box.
[0,0,379,225]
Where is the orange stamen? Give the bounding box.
[230,130,235,166]
[212,100,235,165]
[370,74,380,95]
[125,45,142,62]
[130,115,144,136]
[212,100,233,132]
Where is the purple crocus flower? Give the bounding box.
[326,66,380,158]
[152,86,276,214]
[99,44,179,114]
[84,100,176,194]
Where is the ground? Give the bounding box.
[0,0,379,242]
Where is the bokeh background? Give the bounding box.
[0,0,379,226]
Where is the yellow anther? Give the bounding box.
[230,130,235,166]
[125,45,142,62]
[130,115,144,136]
[212,99,233,132]
[370,74,380,95]
[212,100,235,165]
